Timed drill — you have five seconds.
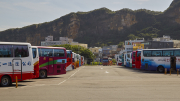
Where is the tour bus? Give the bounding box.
[0,42,34,87]
[129,52,132,68]
[81,56,84,66]
[103,57,109,66]
[72,52,75,69]
[79,54,81,67]
[32,46,39,78]
[124,53,127,66]
[37,46,67,78]
[108,58,113,66]
[76,54,79,68]
[66,50,73,71]
[125,53,131,67]
[120,54,124,66]
[117,55,122,66]
[135,50,142,69]
[141,48,180,73]
[132,51,136,68]
[73,52,77,69]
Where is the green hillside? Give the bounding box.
[0,0,180,47]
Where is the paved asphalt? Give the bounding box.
[1,65,180,101]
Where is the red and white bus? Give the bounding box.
[66,50,73,71]
[32,46,39,78]
[37,46,67,78]
[0,42,34,86]
[135,50,142,69]
[72,52,75,69]
[81,56,84,66]
[132,51,136,68]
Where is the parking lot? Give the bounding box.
[1,65,180,101]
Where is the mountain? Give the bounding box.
[0,0,180,47]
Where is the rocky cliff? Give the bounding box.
[0,0,180,47]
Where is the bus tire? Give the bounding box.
[1,76,11,87]
[39,70,47,78]
[158,66,164,73]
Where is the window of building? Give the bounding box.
[0,45,13,57]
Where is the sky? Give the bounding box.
[0,0,173,31]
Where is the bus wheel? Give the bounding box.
[39,70,47,78]
[158,66,164,73]
[1,76,11,87]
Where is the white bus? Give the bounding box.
[141,48,180,73]
[32,46,39,79]
[0,42,33,86]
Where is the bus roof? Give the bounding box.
[0,42,31,45]
[32,46,38,48]
[35,46,66,50]
[142,48,180,51]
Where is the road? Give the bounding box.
[1,65,180,101]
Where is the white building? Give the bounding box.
[45,36,53,41]
[153,35,173,42]
[124,38,144,52]
[41,36,74,46]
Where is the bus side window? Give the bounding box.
[41,49,53,57]
[14,45,29,57]
[174,50,180,56]
[163,50,173,56]
[152,51,162,56]
[54,49,65,57]
[0,45,13,57]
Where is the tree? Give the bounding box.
[53,44,94,59]
[118,42,124,48]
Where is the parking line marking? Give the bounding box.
[58,66,84,85]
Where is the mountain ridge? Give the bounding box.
[0,0,179,47]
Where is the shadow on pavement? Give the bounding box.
[35,76,62,79]
[19,80,35,83]
[0,84,26,88]
[115,66,179,74]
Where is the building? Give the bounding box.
[173,40,180,48]
[41,41,62,46]
[124,38,144,52]
[102,46,112,57]
[42,36,89,47]
[142,41,173,49]
[89,47,102,61]
[89,47,102,54]
[143,35,173,49]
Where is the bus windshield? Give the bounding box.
[32,48,37,58]
[137,51,141,57]
[67,51,71,58]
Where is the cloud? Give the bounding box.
[112,2,124,4]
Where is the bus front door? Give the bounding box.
[12,59,22,81]
[170,57,176,71]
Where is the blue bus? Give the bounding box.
[125,53,132,67]
[141,48,180,73]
